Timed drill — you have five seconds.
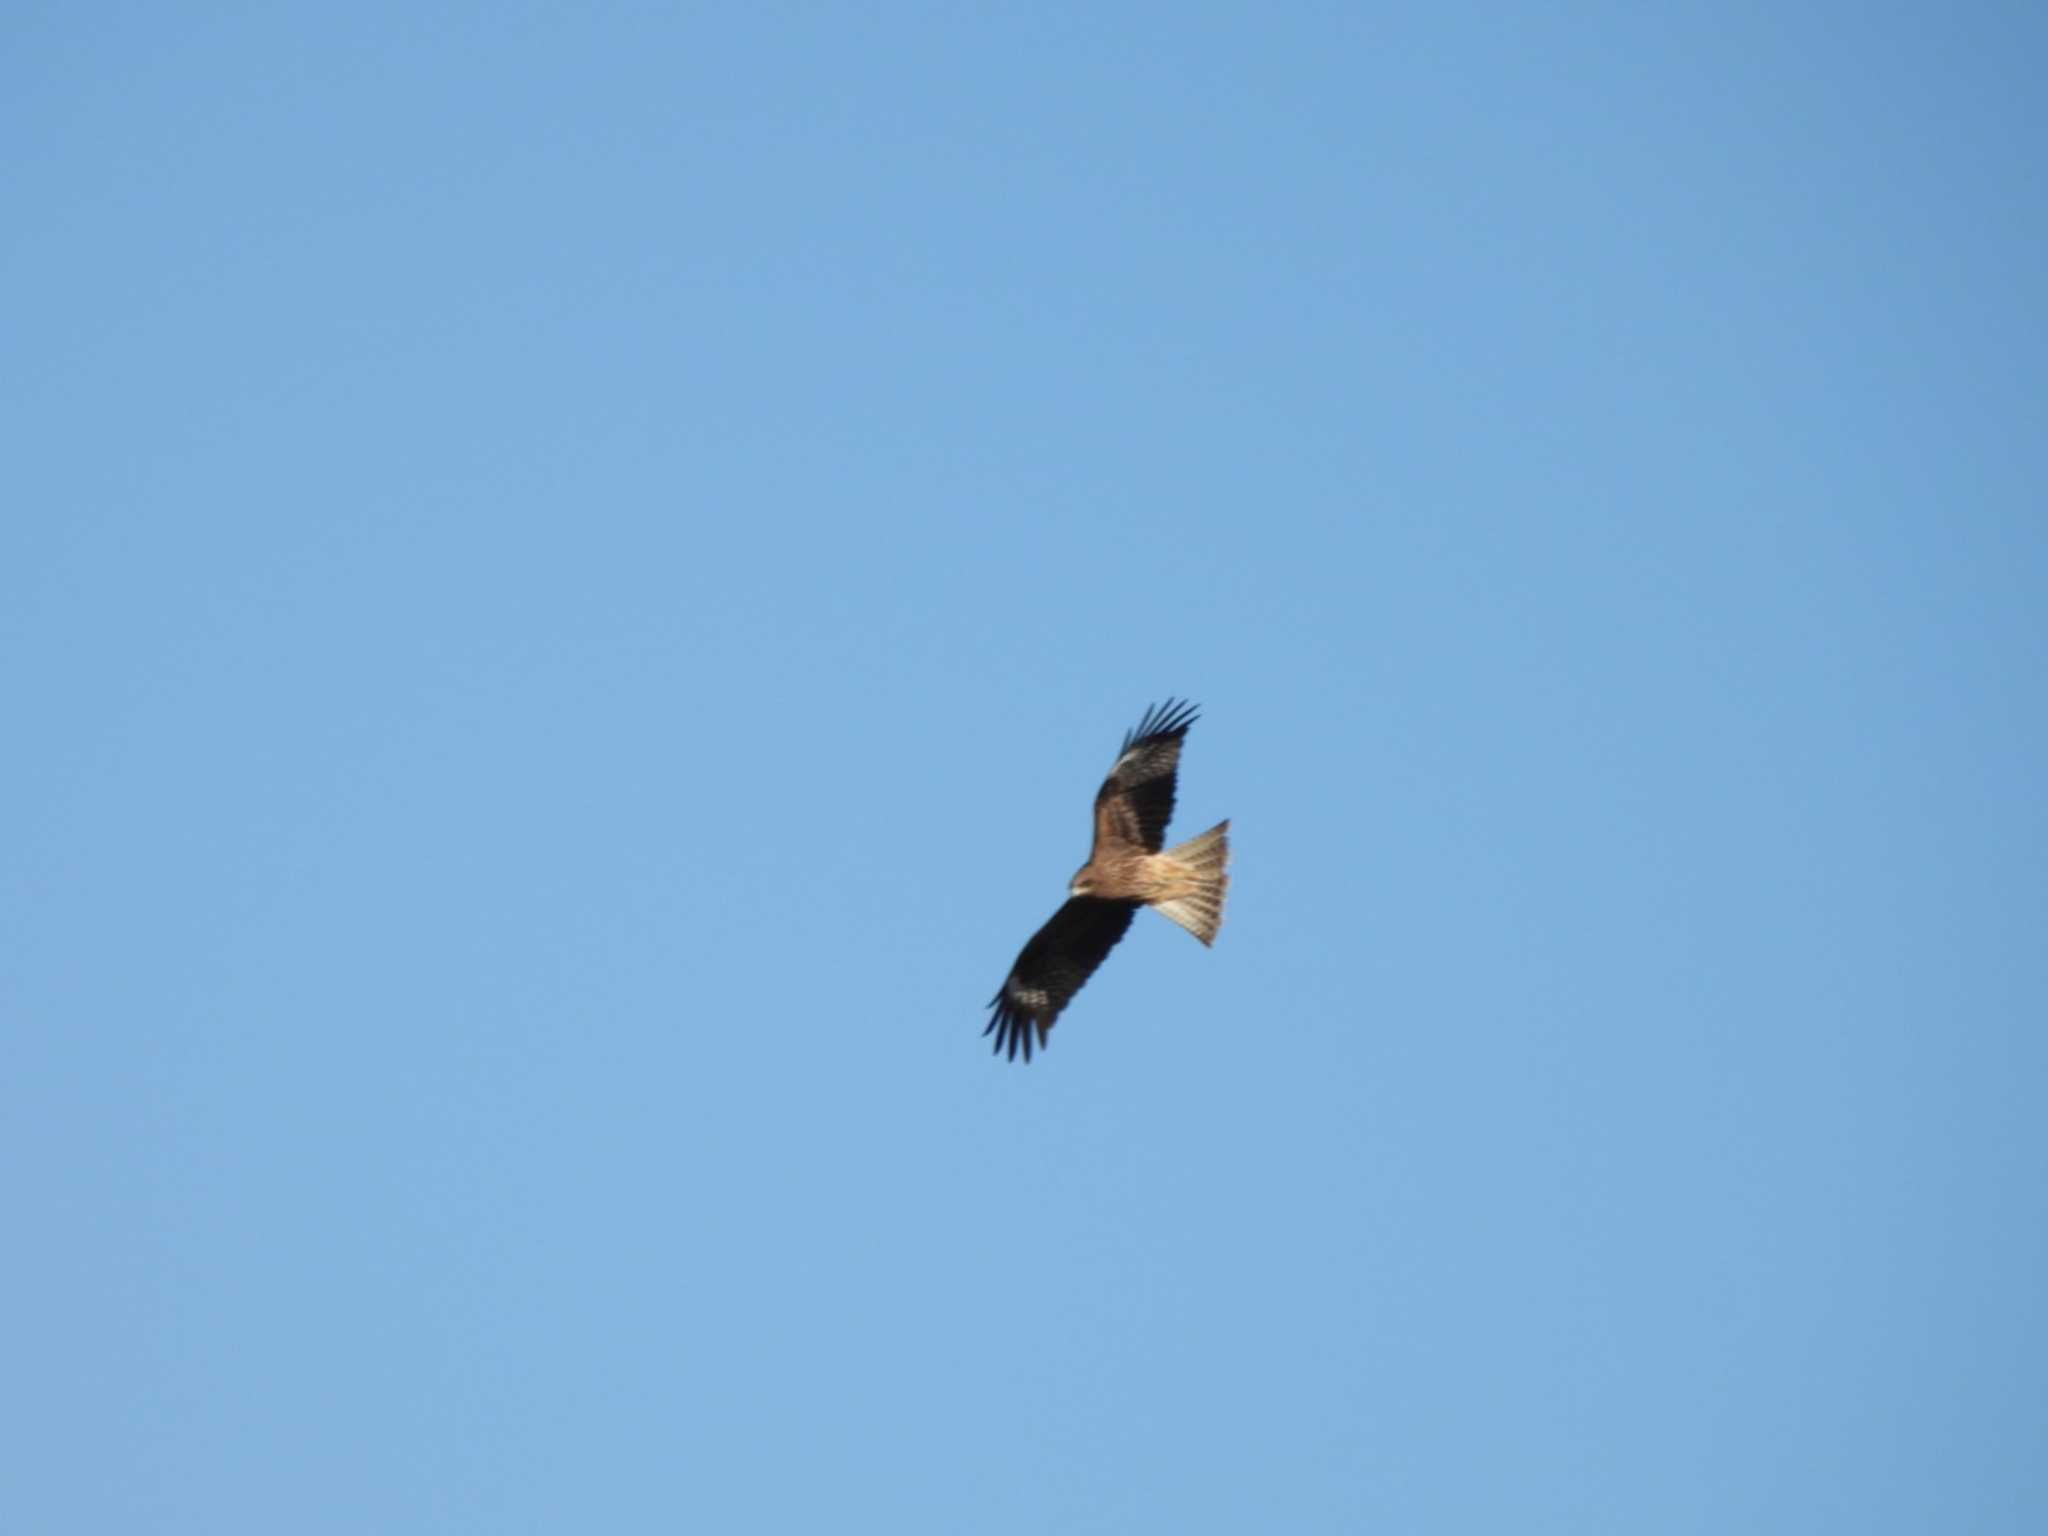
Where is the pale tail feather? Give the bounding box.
[1153,819,1230,946]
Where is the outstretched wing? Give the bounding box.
[1092,698,1200,857]
[986,898,1140,1062]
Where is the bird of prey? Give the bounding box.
[985,699,1230,1061]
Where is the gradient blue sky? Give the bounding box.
[6,5,2044,1532]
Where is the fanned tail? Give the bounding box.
[1152,820,1230,945]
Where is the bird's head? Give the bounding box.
[1068,868,1097,899]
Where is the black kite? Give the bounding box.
[985,700,1230,1061]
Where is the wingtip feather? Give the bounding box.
[1123,697,1201,751]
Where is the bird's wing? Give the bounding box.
[985,898,1140,1062]
[1091,698,1199,857]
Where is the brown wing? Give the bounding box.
[985,898,1141,1062]
[1091,698,1200,856]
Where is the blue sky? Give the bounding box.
[5,5,2044,1531]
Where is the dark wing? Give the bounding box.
[985,898,1140,1062]
[1091,698,1200,856]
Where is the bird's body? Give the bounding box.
[986,700,1230,1061]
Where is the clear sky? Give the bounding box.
[6,5,2044,1532]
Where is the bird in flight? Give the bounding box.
[986,699,1230,1061]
